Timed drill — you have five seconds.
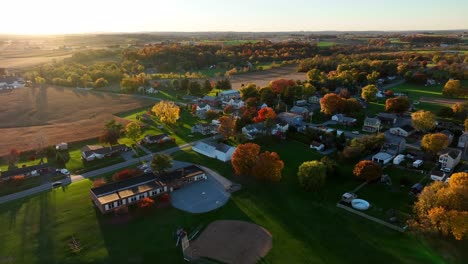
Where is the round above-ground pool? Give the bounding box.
[351,199,370,210]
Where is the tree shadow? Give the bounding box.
[34,192,56,264]
[94,198,252,263]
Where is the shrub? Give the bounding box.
[138,197,155,209]
[298,161,327,191]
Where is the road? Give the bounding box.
[0,136,221,205]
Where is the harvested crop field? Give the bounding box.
[0,87,153,156]
[187,220,272,264]
[222,65,307,89]
[419,96,467,106]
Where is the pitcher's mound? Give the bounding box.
[187,220,272,264]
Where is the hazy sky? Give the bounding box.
[2,0,467,34]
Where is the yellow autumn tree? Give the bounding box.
[409,172,468,240]
[151,101,180,125]
[411,110,436,132]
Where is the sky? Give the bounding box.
[1,0,467,34]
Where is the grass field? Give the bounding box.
[317,41,336,47]
[0,141,465,263]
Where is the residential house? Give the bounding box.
[389,125,415,137]
[278,112,303,126]
[218,90,240,100]
[310,141,325,151]
[242,122,266,140]
[271,122,289,136]
[382,134,406,155]
[191,123,219,135]
[295,100,307,106]
[458,132,468,148]
[331,114,357,126]
[81,144,128,161]
[362,117,381,133]
[142,134,174,145]
[436,121,464,132]
[440,130,454,145]
[308,96,321,104]
[438,148,462,171]
[223,98,245,109]
[372,152,394,165]
[90,165,207,214]
[430,170,447,181]
[0,163,50,180]
[290,106,310,119]
[192,142,236,162]
[201,95,220,107]
[195,103,211,119]
[376,113,397,125]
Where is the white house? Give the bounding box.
[196,103,211,112]
[389,125,415,137]
[372,152,394,165]
[362,117,381,133]
[438,148,462,171]
[242,122,266,140]
[192,142,236,162]
[331,114,357,126]
[218,90,240,100]
[81,144,128,161]
[223,98,245,109]
[458,132,468,148]
[310,141,325,151]
[271,122,289,136]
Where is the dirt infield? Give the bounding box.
[187,220,272,264]
[216,65,307,89]
[0,87,153,156]
[419,96,466,106]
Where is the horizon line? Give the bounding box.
[1,29,467,37]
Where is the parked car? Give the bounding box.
[56,168,70,176]
[440,167,452,173]
[352,130,360,135]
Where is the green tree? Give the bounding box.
[202,79,212,94]
[298,161,327,191]
[94,77,109,88]
[366,71,380,84]
[80,74,93,87]
[240,84,259,100]
[150,154,173,175]
[125,122,142,144]
[361,84,378,102]
[385,96,410,114]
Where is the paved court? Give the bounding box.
[170,174,230,213]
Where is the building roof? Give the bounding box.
[290,106,309,114]
[440,130,453,137]
[373,152,394,160]
[219,90,240,95]
[1,163,50,178]
[364,117,381,125]
[213,143,233,153]
[91,173,159,197]
[202,95,218,101]
[400,124,415,132]
[439,148,461,159]
[278,112,302,120]
[145,134,169,141]
[244,122,265,131]
[377,113,397,121]
[82,144,127,157]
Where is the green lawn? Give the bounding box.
[0,176,43,197]
[0,157,49,172]
[0,141,465,263]
[317,41,336,47]
[391,83,443,101]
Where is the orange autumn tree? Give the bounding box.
[231,143,284,181]
[253,107,277,123]
[252,151,284,182]
[231,143,261,176]
[353,160,382,182]
[269,78,295,94]
[320,93,345,115]
[218,115,237,140]
[409,172,468,240]
[138,197,155,209]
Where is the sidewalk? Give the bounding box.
[0,136,221,204]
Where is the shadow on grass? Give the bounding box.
[94,199,252,263]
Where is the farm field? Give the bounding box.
[223,64,306,89]
[0,141,465,263]
[0,49,74,69]
[0,86,154,157]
